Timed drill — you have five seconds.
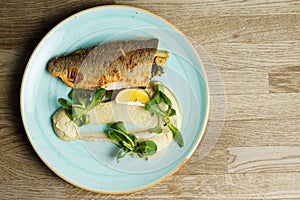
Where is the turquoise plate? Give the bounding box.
[20,5,209,193]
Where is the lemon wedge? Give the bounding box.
[115,89,150,106]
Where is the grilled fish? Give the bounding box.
[47,38,169,90]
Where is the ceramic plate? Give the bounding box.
[20,5,209,193]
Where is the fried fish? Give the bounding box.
[47,38,169,90]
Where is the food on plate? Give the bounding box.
[115,88,150,106]
[52,82,183,161]
[49,38,183,161]
[47,38,169,90]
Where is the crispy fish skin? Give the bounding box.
[47,38,159,90]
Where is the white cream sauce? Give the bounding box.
[52,83,182,156]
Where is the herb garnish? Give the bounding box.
[58,88,106,127]
[106,121,157,162]
[145,84,184,147]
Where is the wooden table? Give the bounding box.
[1,1,299,199]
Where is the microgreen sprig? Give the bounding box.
[58,88,106,127]
[145,84,184,148]
[106,121,158,162]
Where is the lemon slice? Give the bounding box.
[115,89,150,106]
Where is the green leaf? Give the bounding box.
[108,122,137,150]
[107,122,159,161]
[160,91,172,108]
[150,125,163,133]
[110,121,127,133]
[145,83,184,147]
[69,88,105,110]
[59,88,106,127]
[122,140,134,151]
[135,140,157,158]
[128,133,137,146]
[167,123,184,148]
[71,105,85,119]
[88,88,106,109]
[147,93,162,106]
[70,89,92,107]
[174,132,184,148]
[67,89,74,99]
[94,88,106,101]
[107,129,127,144]
[153,93,162,104]
[73,114,90,127]
[58,98,72,110]
[116,148,130,163]
[145,103,166,117]
[112,129,136,149]
[156,84,164,93]
[166,108,176,118]
[107,130,124,143]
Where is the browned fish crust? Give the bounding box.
[47,38,159,90]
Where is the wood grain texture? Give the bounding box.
[205,42,300,69]
[269,66,300,93]
[116,0,300,16]
[220,118,300,147]
[65,173,300,199]
[176,15,300,45]
[202,42,300,94]
[0,179,66,200]
[0,0,116,50]
[0,0,300,199]
[228,146,300,173]
[226,92,300,120]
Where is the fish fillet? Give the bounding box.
[47,38,168,90]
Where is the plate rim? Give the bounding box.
[20,4,210,194]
